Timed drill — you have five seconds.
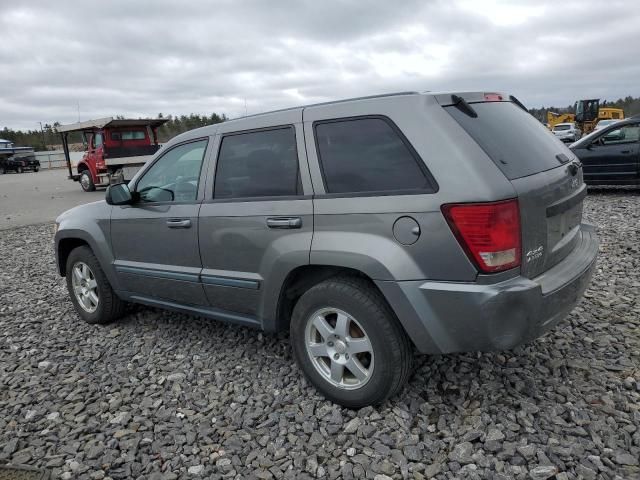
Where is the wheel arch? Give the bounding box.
[76,160,97,180]
[270,263,444,353]
[57,237,90,276]
[55,229,120,291]
[272,265,394,332]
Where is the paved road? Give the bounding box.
[0,169,103,230]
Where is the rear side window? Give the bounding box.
[314,117,435,194]
[214,127,301,199]
[445,101,563,180]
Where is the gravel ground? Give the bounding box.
[0,191,638,480]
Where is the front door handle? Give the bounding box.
[166,218,192,229]
[266,217,302,229]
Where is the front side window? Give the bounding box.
[601,124,640,145]
[314,117,434,194]
[214,127,301,199]
[93,133,103,148]
[136,139,207,203]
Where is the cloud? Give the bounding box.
[1,0,639,130]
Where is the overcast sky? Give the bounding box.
[1,0,638,130]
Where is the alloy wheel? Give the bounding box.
[71,262,99,313]
[304,308,374,390]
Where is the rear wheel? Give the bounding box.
[16,166,23,174]
[80,170,95,192]
[66,246,125,324]
[0,166,5,174]
[291,276,412,408]
[33,166,39,172]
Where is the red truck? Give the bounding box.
[57,117,168,191]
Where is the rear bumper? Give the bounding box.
[376,223,599,354]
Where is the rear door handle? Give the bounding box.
[266,217,302,229]
[166,218,192,228]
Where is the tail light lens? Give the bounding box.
[442,199,521,273]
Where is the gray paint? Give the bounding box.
[377,224,598,353]
[54,91,599,354]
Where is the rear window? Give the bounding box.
[445,101,563,180]
[553,124,571,131]
[112,131,146,141]
[314,117,436,194]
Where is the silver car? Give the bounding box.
[552,122,581,142]
[55,92,598,407]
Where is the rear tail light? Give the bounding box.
[442,199,521,273]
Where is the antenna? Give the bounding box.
[244,98,247,116]
[77,102,80,122]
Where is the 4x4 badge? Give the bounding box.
[526,246,544,262]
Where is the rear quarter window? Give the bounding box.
[446,102,564,180]
[314,116,436,195]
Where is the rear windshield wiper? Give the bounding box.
[451,94,477,118]
[509,95,528,113]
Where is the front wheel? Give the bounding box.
[33,166,39,172]
[79,171,95,192]
[66,246,125,324]
[291,276,412,408]
[16,166,23,174]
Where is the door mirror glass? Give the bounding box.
[106,183,133,205]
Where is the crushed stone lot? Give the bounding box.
[0,190,638,480]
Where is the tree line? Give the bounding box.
[2,96,640,150]
[0,113,227,150]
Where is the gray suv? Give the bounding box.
[54,92,598,408]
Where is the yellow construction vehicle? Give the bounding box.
[575,99,624,135]
[547,111,575,130]
[547,101,624,134]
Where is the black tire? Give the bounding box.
[65,245,126,324]
[33,166,39,172]
[0,166,5,174]
[16,166,23,174]
[80,170,95,192]
[290,276,412,408]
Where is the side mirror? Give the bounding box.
[106,183,133,205]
